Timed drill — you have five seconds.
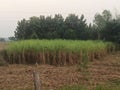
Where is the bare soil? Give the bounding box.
[0,52,120,90]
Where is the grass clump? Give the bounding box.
[57,84,120,90]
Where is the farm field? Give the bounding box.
[0,40,120,90]
[0,52,120,90]
[5,40,116,65]
[1,0,120,90]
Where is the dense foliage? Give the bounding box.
[14,10,120,43]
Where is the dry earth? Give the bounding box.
[0,52,120,90]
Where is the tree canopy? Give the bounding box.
[14,10,120,43]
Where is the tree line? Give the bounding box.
[14,10,120,43]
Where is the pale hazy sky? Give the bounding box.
[0,0,120,37]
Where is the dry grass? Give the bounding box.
[0,52,120,90]
[0,42,8,50]
[0,42,8,66]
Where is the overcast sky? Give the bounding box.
[0,0,120,37]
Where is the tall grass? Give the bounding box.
[4,40,115,65]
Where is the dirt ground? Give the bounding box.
[0,52,120,90]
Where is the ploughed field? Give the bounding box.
[0,40,120,90]
[0,52,120,90]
